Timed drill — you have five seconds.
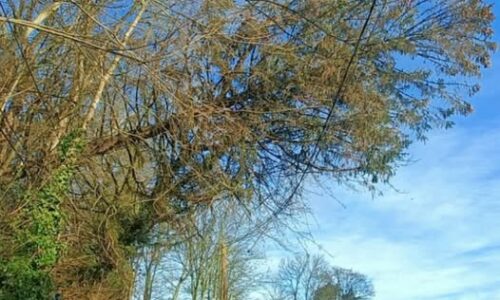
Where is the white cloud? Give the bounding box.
[304,123,500,300]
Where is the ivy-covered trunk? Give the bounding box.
[1,132,84,299]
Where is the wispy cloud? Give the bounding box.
[305,122,500,300]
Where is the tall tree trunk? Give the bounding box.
[219,240,229,300]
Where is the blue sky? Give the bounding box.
[301,4,500,300]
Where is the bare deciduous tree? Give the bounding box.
[271,254,374,300]
[133,199,265,300]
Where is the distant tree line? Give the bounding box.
[271,254,374,300]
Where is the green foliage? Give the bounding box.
[0,132,85,299]
[313,283,339,300]
[0,258,54,300]
[57,129,85,162]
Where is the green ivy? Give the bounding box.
[0,131,85,300]
[0,257,54,300]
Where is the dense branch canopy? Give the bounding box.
[0,0,494,299]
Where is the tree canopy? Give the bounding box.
[0,0,495,298]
